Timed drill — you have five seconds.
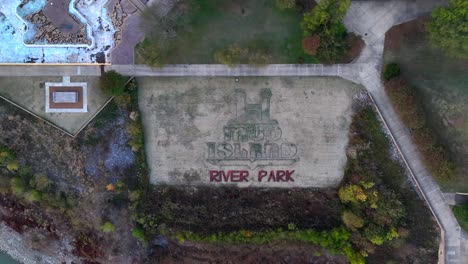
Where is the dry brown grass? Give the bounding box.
[385,77,457,183]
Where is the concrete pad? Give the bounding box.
[0,76,110,135]
[139,77,364,188]
[0,0,115,63]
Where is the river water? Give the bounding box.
[0,251,19,264]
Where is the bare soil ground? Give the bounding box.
[149,186,341,233]
[0,100,141,263]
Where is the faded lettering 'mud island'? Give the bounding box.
[139,77,361,188]
[207,88,298,183]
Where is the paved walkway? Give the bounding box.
[109,0,146,64]
[0,64,362,81]
[128,0,147,12]
[345,1,462,263]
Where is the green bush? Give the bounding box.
[100,70,127,97]
[340,108,413,257]
[127,121,144,151]
[338,184,367,204]
[214,44,272,66]
[214,44,249,66]
[301,0,350,36]
[363,224,386,245]
[383,63,401,81]
[0,145,16,165]
[177,227,365,264]
[25,190,42,203]
[136,38,163,67]
[275,0,295,10]
[131,227,146,242]
[426,0,468,58]
[6,163,18,172]
[342,211,365,231]
[101,221,116,233]
[316,22,348,63]
[434,160,457,183]
[453,204,468,232]
[301,0,350,63]
[10,177,26,196]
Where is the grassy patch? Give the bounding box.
[383,18,468,191]
[384,78,457,185]
[176,227,364,263]
[453,204,468,232]
[137,0,317,64]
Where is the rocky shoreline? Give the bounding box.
[0,223,78,264]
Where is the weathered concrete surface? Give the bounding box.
[0,64,361,82]
[0,76,110,134]
[139,77,363,187]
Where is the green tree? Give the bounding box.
[101,221,116,233]
[25,190,42,203]
[426,0,468,58]
[383,62,401,81]
[342,211,365,231]
[0,145,16,165]
[301,0,350,36]
[100,70,127,97]
[10,177,26,196]
[132,227,146,242]
[316,22,348,63]
[6,163,18,172]
[373,191,406,226]
[301,0,350,63]
[339,184,367,204]
[363,224,386,245]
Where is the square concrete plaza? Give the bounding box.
[139,77,364,188]
[0,76,110,135]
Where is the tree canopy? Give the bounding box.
[426,0,468,58]
[301,0,350,63]
[301,0,350,36]
[100,70,127,97]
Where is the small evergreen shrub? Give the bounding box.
[383,63,401,81]
[453,204,468,231]
[101,222,116,233]
[100,70,127,97]
[132,227,146,242]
